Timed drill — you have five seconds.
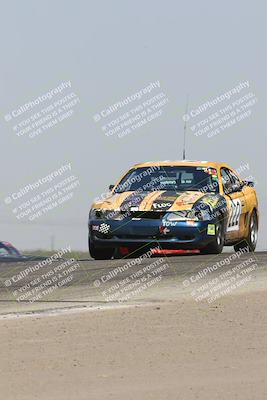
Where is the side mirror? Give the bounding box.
[108,184,115,191]
[243,180,254,188]
[225,182,243,194]
[231,183,243,193]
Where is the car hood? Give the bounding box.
[92,190,220,212]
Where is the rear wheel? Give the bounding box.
[234,210,258,253]
[88,238,114,260]
[200,220,224,254]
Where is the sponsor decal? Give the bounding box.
[159,226,170,235]
[152,191,182,210]
[163,221,178,227]
[207,168,217,175]
[177,192,203,205]
[197,166,217,176]
[207,224,216,235]
[152,202,172,210]
[99,223,111,234]
[227,198,242,232]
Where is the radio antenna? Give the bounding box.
[183,95,189,160]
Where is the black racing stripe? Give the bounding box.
[151,191,183,211]
[119,191,149,211]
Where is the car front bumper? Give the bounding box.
[89,218,217,250]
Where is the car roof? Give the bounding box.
[132,160,232,169]
[0,241,13,246]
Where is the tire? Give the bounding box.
[234,210,258,253]
[88,237,114,260]
[200,219,225,254]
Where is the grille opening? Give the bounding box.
[123,211,166,219]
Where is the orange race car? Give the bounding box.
[88,161,259,259]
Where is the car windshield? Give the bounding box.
[114,166,219,193]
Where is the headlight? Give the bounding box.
[164,210,192,221]
[191,203,212,221]
[89,209,124,220]
[194,209,211,221]
[164,206,212,222]
[89,208,99,219]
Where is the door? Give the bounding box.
[221,168,247,241]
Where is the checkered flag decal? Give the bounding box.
[99,223,110,234]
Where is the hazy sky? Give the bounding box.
[0,0,266,251]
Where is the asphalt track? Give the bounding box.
[0,251,266,316]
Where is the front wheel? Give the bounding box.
[200,220,224,254]
[234,211,258,253]
[88,238,114,260]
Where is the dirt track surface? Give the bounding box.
[0,252,266,399]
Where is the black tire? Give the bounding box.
[200,220,225,254]
[234,210,258,253]
[88,237,114,260]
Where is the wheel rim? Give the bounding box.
[250,214,258,246]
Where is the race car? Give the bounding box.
[0,241,23,259]
[88,160,259,259]
[0,242,49,262]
